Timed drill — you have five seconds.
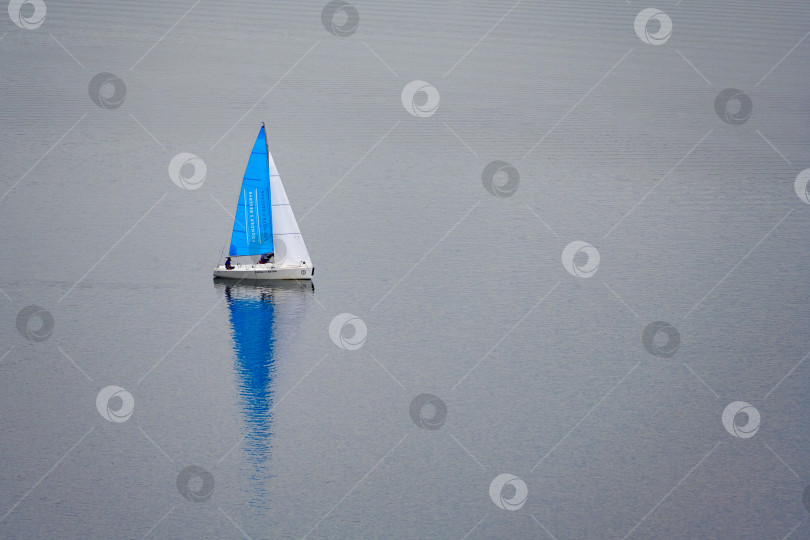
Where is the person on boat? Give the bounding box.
[225,257,234,270]
[259,252,274,264]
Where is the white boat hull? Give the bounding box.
[213,263,313,280]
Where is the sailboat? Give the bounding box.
[213,123,314,280]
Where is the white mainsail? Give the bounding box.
[268,144,312,268]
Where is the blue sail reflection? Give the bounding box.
[216,279,314,503]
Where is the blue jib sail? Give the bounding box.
[229,126,274,256]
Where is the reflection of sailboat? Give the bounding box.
[213,123,314,280]
[215,279,314,500]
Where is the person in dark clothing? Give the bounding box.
[259,252,274,264]
[225,257,234,270]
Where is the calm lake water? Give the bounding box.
[2,0,810,538]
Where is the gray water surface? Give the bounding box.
[1,1,810,538]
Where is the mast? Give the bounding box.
[263,121,272,255]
